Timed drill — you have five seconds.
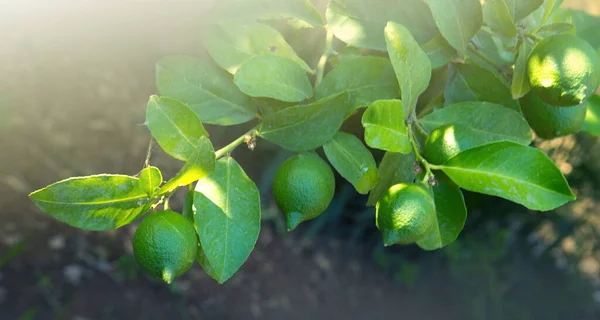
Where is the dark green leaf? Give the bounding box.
[482,0,518,37]
[445,62,520,111]
[582,94,600,135]
[366,151,416,206]
[534,22,575,36]
[385,22,432,112]
[138,166,162,196]
[234,55,312,102]
[439,141,575,211]
[211,0,322,28]
[323,132,379,194]
[194,157,261,284]
[29,175,156,231]
[203,23,310,74]
[316,56,399,111]
[420,33,457,69]
[421,102,532,145]
[416,179,466,250]
[326,0,438,51]
[260,93,349,151]
[362,99,411,153]
[182,189,194,222]
[156,55,256,126]
[512,40,534,99]
[505,0,544,21]
[426,0,483,56]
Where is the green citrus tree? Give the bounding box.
[29,0,600,284]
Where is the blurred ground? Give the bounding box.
[1,1,600,319]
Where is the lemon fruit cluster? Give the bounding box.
[376,183,436,246]
[272,152,335,230]
[132,210,198,284]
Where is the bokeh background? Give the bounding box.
[1,1,600,319]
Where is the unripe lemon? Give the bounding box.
[376,183,436,246]
[520,92,587,139]
[272,152,335,231]
[423,124,490,165]
[527,34,600,106]
[133,210,198,283]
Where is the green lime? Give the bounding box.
[376,183,436,246]
[272,152,335,231]
[527,34,600,106]
[133,210,198,283]
[520,92,587,139]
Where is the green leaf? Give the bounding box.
[362,99,411,153]
[211,0,323,29]
[420,33,457,69]
[421,102,532,145]
[534,22,575,36]
[323,132,379,194]
[426,0,483,56]
[146,96,209,162]
[260,92,349,151]
[194,157,261,284]
[582,94,600,135]
[182,189,194,222]
[138,166,162,196]
[326,0,438,51]
[316,56,399,111]
[29,175,156,231]
[157,137,216,195]
[234,55,312,102]
[482,0,518,37]
[505,0,544,21]
[156,55,256,126]
[445,62,520,111]
[385,22,432,112]
[511,40,534,99]
[416,178,467,250]
[569,9,600,49]
[203,23,311,74]
[438,141,575,211]
[366,151,416,206]
[541,0,563,23]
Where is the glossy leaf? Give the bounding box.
[211,0,322,28]
[260,93,349,151]
[362,99,411,153]
[426,0,483,56]
[203,23,310,74]
[316,56,399,111]
[511,40,534,99]
[420,101,532,145]
[416,179,467,250]
[323,132,379,194]
[439,141,575,211]
[146,96,209,162]
[138,166,162,196]
[234,55,312,102]
[505,0,544,21]
[582,95,600,135]
[385,22,432,112]
[366,151,416,206]
[156,55,256,126]
[194,157,261,284]
[445,63,520,111]
[420,33,457,69]
[326,0,438,51]
[29,175,156,231]
[482,0,518,37]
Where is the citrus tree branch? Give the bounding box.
[214,124,262,159]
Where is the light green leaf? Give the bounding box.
[234,55,312,102]
[568,9,600,49]
[203,23,311,74]
[316,56,399,111]
[426,0,483,56]
[366,151,416,206]
[260,92,349,151]
[535,22,575,36]
[505,0,544,21]
[439,141,575,211]
[323,132,379,194]
[416,178,467,250]
[362,99,411,153]
[542,0,563,23]
[384,22,432,112]
[420,33,457,69]
[156,55,256,126]
[211,0,323,29]
[194,157,261,284]
[582,94,600,135]
[326,0,438,51]
[421,101,532,145]
[29,175,156,231]
[512,40,534,99]
[138,166,162,196]
[445,62,520,111]
[482,0,518,37]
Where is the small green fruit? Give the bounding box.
[520,92,586,139]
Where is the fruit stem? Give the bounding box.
[407,121,434,184]
[314,25,334,89]
[410,112,429,137]
[467,44,505,73]
[214,124,262,159]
